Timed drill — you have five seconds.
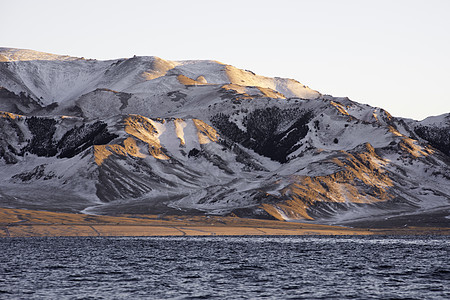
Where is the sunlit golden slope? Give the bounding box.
[260,136,439,221]
[94,115,220,165]
[261,143,394,220]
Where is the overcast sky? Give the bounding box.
[2,0,449,120]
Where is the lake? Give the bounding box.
[0,236,449,299]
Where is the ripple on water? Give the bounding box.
[0,236,448,299]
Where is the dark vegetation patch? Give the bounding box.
[58,121,118,158]
[188,148,201,157]
[414,125,450,156]
[19,117,117,158]
[211,107,313,163]
[0,116,26,164]
[23,117,58,156]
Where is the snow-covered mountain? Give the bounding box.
[1,48,449,226]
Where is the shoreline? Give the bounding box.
[1,207,449,237]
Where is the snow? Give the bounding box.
[418,113,450,127]
[1,47,449,224]
[0,47,79,62]
[0,47,320,109]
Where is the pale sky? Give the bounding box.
[2,0,449,120]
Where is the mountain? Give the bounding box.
[0,47,449,227]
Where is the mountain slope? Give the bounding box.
[0,48,449,226]
[0,48,319,113]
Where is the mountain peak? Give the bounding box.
[0,47,81,62]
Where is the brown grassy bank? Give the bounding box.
[0,207,448,237]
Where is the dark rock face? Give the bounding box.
[211,107,313,163]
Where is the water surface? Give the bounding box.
[0,236,449,299]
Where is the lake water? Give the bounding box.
[0,236,449,299]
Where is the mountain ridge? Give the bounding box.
[0,48,449,227]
